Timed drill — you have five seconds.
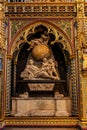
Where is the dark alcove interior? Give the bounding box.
[11,43,70,97]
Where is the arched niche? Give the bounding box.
[6,20,76,117]
[10,21,72,97]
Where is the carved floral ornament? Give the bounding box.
[10,21,73,60]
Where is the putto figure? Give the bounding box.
[28,34,50,51]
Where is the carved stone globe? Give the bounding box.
[32,44,51,60]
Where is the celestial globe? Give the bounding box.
[32,44,51,61]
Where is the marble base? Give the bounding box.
[11,97,72,117]
[55,98,71,116]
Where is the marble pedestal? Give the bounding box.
[11,97,72,117]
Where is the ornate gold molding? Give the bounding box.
[5,2,76,18]
[76,0,86,50]
[4,117,79,126]
[81,71,87,76]
[0,117,80,129]
[0,2,6,50]
[79,120,87,129]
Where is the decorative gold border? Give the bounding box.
[5,2,77,18]
[0,118,85,129]
[5,117,79,126]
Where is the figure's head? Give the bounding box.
[29,59,33,64]
[43,58,47,62]
[41,34,49,40]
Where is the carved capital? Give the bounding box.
[70,54,75,60]
[7,55,12,59]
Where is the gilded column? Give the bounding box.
[0,50,3,119]
[0,0,6,118]
[0,66,2,118]
[0,0,5,50]
[76,0,87,129]
[5,55,12,116]
[13,62,17,96]
[70,55,78,116]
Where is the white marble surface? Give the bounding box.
[55,99,71,116]
[11,97,71,117]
